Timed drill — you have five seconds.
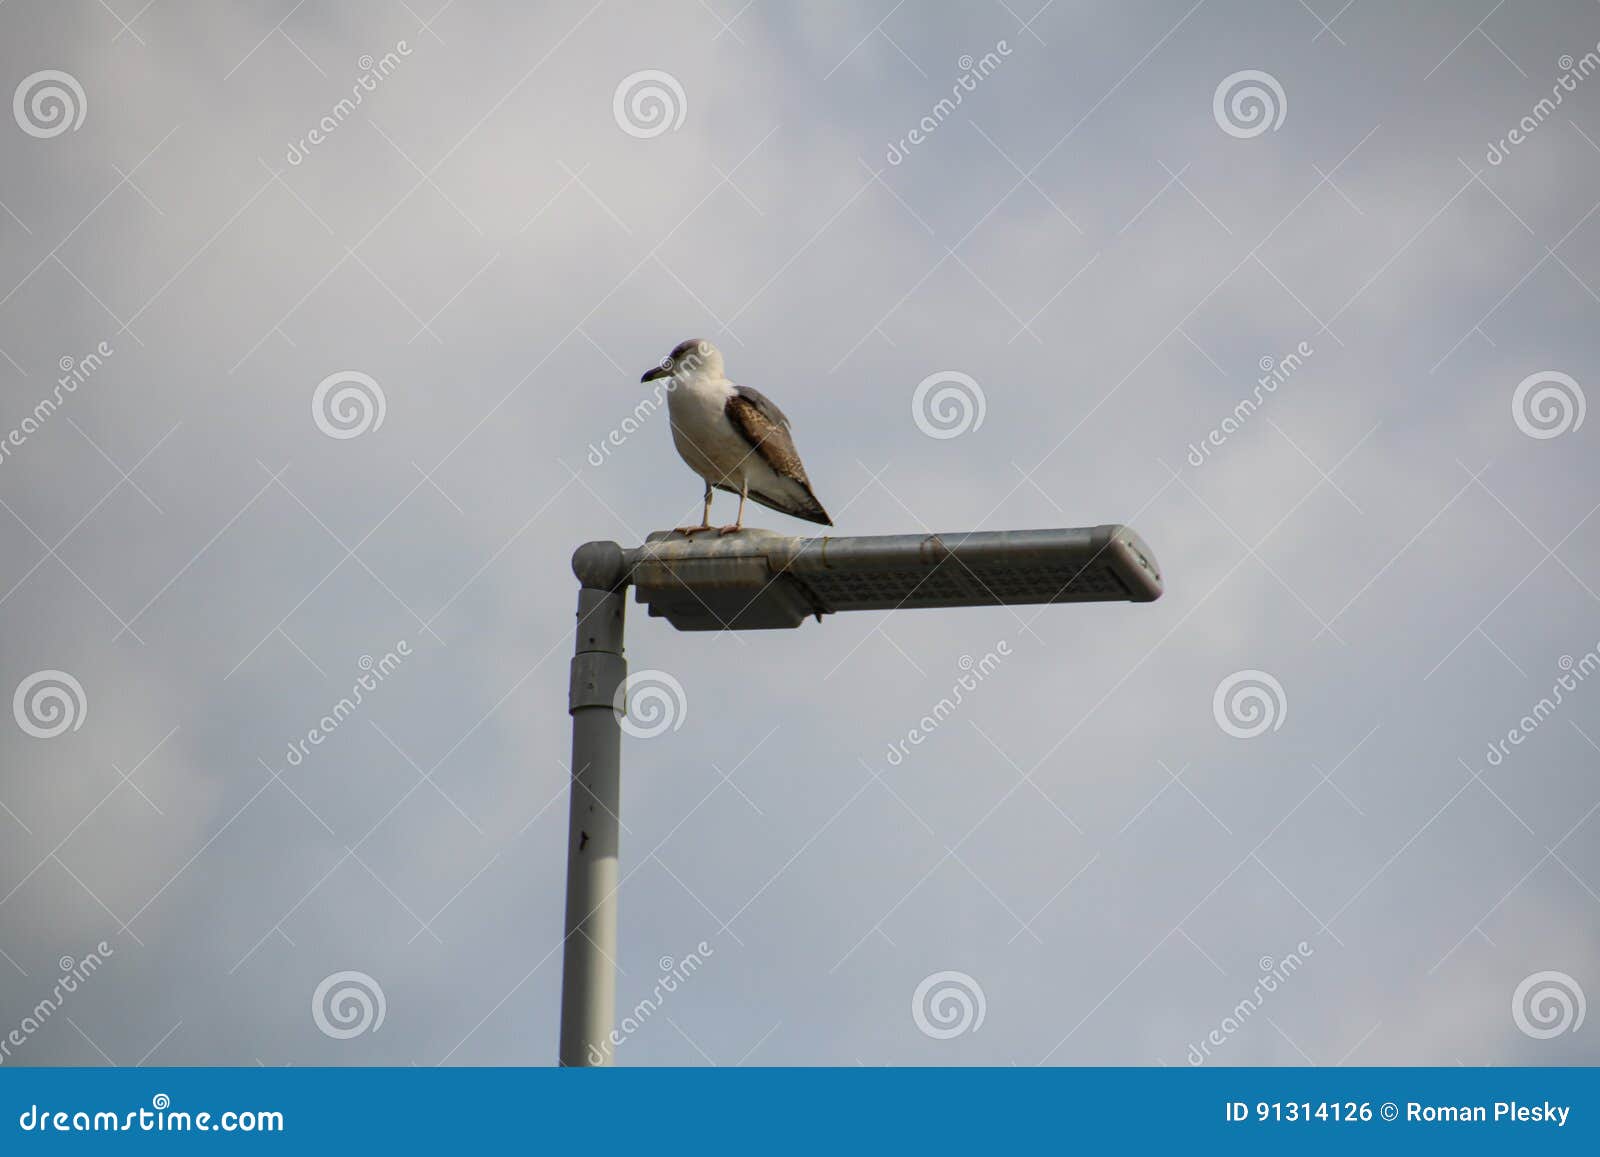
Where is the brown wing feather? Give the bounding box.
[725,392,811,485]
[724,389,832,525]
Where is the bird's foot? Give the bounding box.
[716,524,744,536]
[672,525,712,537]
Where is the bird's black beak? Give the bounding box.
[641,365,669,383]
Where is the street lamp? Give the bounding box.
[559,523,1163,1065]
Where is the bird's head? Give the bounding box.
[641,338,722,384]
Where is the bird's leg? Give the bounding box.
[718,478,748,535]
[673,480,716,537]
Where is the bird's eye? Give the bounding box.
[659,356,673,370]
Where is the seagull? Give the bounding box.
[641,339,832,535]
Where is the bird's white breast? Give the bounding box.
[666,375,749,484]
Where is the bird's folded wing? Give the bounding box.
[726,386,810,485]
[730,383,791,428]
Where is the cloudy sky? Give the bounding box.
[0,0,1596,1067]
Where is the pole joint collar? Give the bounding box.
[569,652,626,713]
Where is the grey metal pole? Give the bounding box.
[560,543,629,1066]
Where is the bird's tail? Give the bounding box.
[753,482,832,526]
[793,493,832,526]
[792,482,832,526]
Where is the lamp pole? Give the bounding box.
[556,526,1162,1065]
[559,542,629,1067]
